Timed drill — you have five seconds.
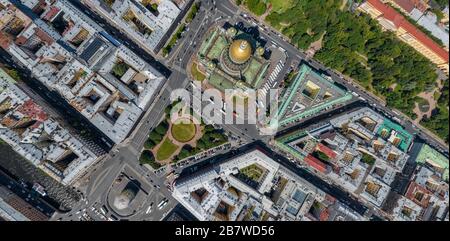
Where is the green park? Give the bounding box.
[139,103,228,169]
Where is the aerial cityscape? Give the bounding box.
[0,0,448,224]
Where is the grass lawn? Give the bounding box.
[268,0,294,13]
[191,63,206,81]
[171,122,196,143]
[156,138,179,161]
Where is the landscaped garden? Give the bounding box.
[173,124,228,162]
[139,102,228,168]
[361,152,376,166]
[191,62,206,82]
[156,138,179,161]
[239,164,266,182]
[416,97,431,113]
[139,150,160,169]
[111,61,130,79]
[313,150,330,162]
[235,164,266,189]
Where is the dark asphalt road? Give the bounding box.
[0,168,57,218]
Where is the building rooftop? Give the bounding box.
[1,68,101,185]
[276,64,352,127]
[366,0,449,61]
[79,36,109,65]
[0,0,165,144]
[414,144,449,181]
[88,0,181,52]
[275,107,413,209]
[173,146,366,221]
[390,0,419,13]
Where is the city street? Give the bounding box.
[1,0,447,222]
[51,0,218,221]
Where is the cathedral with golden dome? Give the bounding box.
[229,39,252,65]
[194,23,270,92]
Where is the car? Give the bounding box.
[157,199,166,208]
[146,202,154,214]
[158,200,169,210]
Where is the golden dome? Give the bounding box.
[229,39,252,64]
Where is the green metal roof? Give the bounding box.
[415,144,449,181]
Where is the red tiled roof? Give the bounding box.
[316,143,337,159]
[4,195,48,221]
[325,194,337,204]
[305,155,329,174]
[367,0,449,62]
[15,36,28,46]
[16,100,48,122]
[35,28,54,45]
[411,0,429,12]
[405,182,431,208]
[43,6,60,21]
[393,0,415,13]
[32,0,48,14]
[0,32,13,49]
[319,208,330,221]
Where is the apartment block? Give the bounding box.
[85,0,182,54]
[0,68,101,185]
[0,0,165,144]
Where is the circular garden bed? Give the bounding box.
[171,120,197,143]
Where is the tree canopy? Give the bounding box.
[262,0,446,142]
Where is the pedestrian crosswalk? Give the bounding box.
[259,61,284,99]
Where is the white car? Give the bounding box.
[157,199,168,209]
[158,201,169,210]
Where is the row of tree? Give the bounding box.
[144,119,169,150]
